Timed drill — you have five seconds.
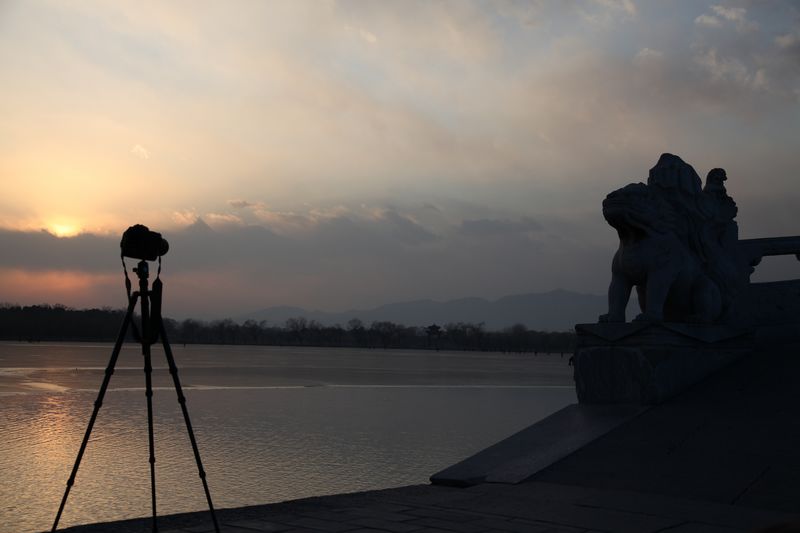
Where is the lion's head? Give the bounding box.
[603,182,677,243]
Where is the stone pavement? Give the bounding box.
[57,348,800,533]
[54,479,799,533]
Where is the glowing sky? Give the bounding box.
[1,1,799,318]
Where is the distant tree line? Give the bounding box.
[0,304,576,354]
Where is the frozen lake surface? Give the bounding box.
[0,342,575,533]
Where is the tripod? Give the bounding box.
[52,259,220,533]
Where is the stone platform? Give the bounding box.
[56,346,800,532]
[572,322,753,404]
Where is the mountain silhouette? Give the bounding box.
[237,289,606,331]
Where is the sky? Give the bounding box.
[1,0,799,319]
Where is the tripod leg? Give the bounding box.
[158,320,221,533]
[139,273,158,533]
[52,293,138,532]
[142,341,158,532]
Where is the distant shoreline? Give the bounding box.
[0,304,576,354]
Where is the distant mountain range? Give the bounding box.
[236,289,607,331]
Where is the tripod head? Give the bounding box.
[132,260,149,281]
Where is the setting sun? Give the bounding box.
[48,223,81,238]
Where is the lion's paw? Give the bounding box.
[633,312,662,323]
[685,314,712,325]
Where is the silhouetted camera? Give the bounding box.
[120,224,169,261]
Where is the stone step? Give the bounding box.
[430,403,646,487]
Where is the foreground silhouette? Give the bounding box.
[53,226,218,533]
[600,153,800,325]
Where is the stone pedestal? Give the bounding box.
[574,322,753,405]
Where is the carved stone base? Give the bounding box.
[573,322,753,405]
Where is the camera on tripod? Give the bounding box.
[53,224,219,533]
[120,224,169,261]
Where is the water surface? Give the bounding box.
[0,342,576,533]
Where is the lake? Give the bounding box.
[0,342,576,533]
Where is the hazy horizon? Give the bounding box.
[2,1,799,317]
[2,286,604,326]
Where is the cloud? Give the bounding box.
[0,210,608,318]
[592,0,637,16]
[682,4,800,106]
[459,217,542,238]
[228,199,263,209]
[344,24,378,45]
[252,209,316,235]
[710,5,745,23]
[633,47,664,66]
[360,29,377,43]
[693,48,766,90]
[695,4,758,32]
[130,144,150,159]
[2,175,798,320]
[247,205,439,245]
[171,210,199,226]
[373,208,439,245]
[695,14,722,28]
[206,213,243,227]
[578,0,637,27]
[775,31,800,68]
[775,33,799,50]
[493,0,546,27]
[0,229,119,272]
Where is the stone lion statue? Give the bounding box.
[599,154,747,324]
